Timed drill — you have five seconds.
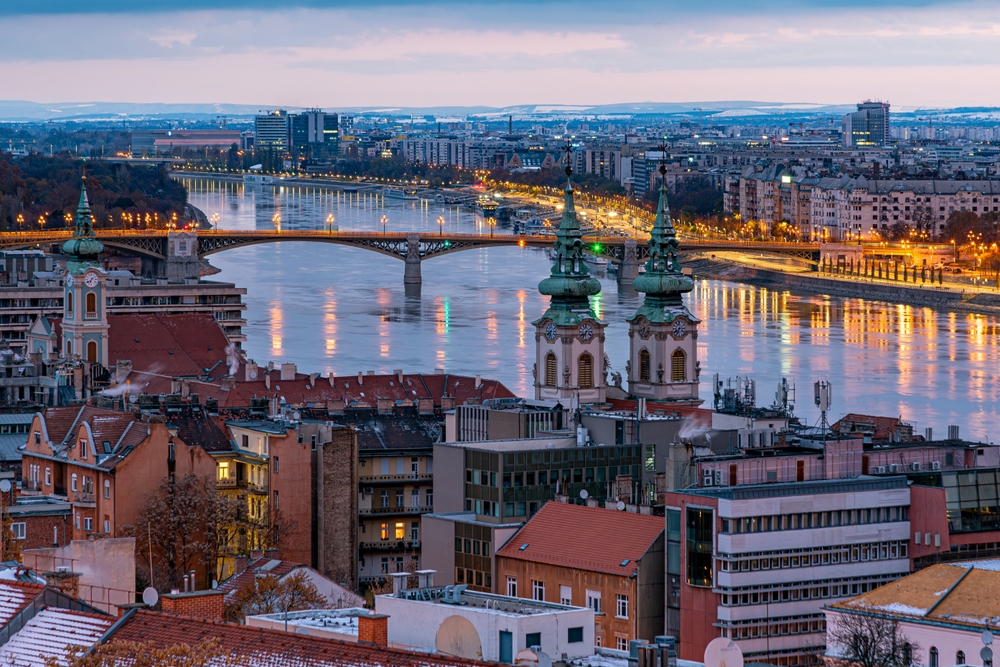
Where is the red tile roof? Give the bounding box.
[108,313,239,381]
[495,501,664,576]
[216,558,301,599]
[38,406,142,449]
[0,581,45,629]
[832,413,907,440]
[112,610,488,667]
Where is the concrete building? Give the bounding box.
[376,580,596,661]
[842,101,890,148]
[495,501,664,650]
[445,399,568,443]
[662,476,913,666]
[130,130,242,156]
[255,110,289,152]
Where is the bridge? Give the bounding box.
[0,229,821,285]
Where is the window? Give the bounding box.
[394,522,404,540]
[506,576,518,597]
[104,519,110,533]
[426,489,433,507]
[639,349,651,382]
[586,589,602,613]
[568,627,584,643]
[560,585,572,606]
[45,468,51,486]
[411,521,419,541]
[532,580,545,601]
[957,651,966,665]
[381,558,389,574]
[241,434,249,448]
[273,490,279,511]
[545,353,557,386]
[930,647,938,667]
[11,523,24,540]
[86,341,98,363]
[380,523,389,540]
[79,439,87,459]
[616,637,629,651]
[411,488,420,508]
[671,349,686,382]
[381,490,389,508]
[66,292,73,314]
[578,354,593,388]
[381,458,390,474]
[525,633,541,649]
[84,517,93,531]
[687,507,714,587]
[616,594,629,619]
[396,490,404,507]
[273,457,279,473]
[411,458,419,475]
[86,292,96,314]
[71,474,78,492]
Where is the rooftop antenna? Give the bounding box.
[814,380,832,441]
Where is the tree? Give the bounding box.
[47,638,235,667]
[0,510,22,563]
[828,611,919,667]
[224,569,328,622]
[886,222,911,241]
[125,474,242,591]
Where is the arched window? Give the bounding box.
[671,349,686,382]
[86,341,98,363]
[86,292,96,315]
[639,349,651,382]
[66,340,72,358]
[578,353,593,389]
[956,651,965,665]
[66,292,73,314]
[929,647,938,667]
[544,353,557,387]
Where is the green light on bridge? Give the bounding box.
[443,240,451,248]
[592,244,602,252]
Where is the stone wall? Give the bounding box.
[316,426,358,589]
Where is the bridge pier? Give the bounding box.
[618,239,639,285]
[404,233,422,285]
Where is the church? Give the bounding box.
[533,159,701,408]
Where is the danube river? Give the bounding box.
[183,178,1000,439]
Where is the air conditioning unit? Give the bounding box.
[364,487,374,496]
[714,470,725,486]
[874,466,886,474]
[911,462,921,471]
[702,470,714,487]
[931,461,941,470]
[888,464,899,473]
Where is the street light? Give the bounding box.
[326,214,335,234]
[381,214,388,236]
[437,215,445,237]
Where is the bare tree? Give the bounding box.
[224,570,328,622]
[828,612,919,667]
[47,638,236,667]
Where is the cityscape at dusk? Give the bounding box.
[0,2,998,667]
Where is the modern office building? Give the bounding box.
[289,109,339,158]
[254,110,289,151]
[842,101,891,147]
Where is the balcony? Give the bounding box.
[20,480,42,496]
[217,478,268,494]
[360,540,421,552]
[73,492,96,507]
[359,473,433,484]
[359,505,433,517]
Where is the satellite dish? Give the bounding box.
[142,587,159,607]
[616,500,626,511]
[984,630,995,646]
[983,648,994,663]
[579,489,589,500]
[129,394,137,404]
[0,480,11,493]
[704,637,744,667]
[292,411,301,421]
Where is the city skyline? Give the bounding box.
[1,0,999,108]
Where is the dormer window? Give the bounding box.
[79,438,87,459]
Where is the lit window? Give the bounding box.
[395,522,404,540]
[380,523,389,540]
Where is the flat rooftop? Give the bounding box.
[246,608,369,636]
[385,587,585,617]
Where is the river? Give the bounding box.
[182,177,1000,439]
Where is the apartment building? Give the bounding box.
[662,477,913,667]
[495,501,664,650]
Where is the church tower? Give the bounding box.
[61,173,109,366]
[533,154,606,404]
[627,163,701,403]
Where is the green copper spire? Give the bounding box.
[61,170,105,274]
[535,151,602,326]
[631,163,694,319]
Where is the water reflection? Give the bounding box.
[185,178,1000,438]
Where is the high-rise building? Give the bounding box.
[841,101,890,147]
[254,110,289,152]
[289,109,340,158]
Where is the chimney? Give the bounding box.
[250,549,264,560]
[366,370,375,376]
[357,372,363,386]
[234,555,249,574]
[181,380,191,398]
[328,372,335,387]
[220,377,236,391]
[115,359,132,384]
[170,378,181,394]
[280,363,296,381]
[475,374,482,388]
[266,361,274,372]
[554,494,569,504]
[357,613,389,648]
[416,569,436,589]
[309,373,318,388]
[395,369,403,383]
[265,374,271,390]
[245,362,258,383]
[389,572,410,597]
[264,548,280,560]
[160,590,224,621]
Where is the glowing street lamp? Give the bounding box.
[437,215,445,237]
[381,214,388,236]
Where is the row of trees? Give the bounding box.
[0,155,187,232]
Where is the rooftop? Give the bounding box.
[495,501,664,577]
[0,608,114,667]
[681,474,909,500]
[385,587,585,617]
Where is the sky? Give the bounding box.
[1,0,998,108]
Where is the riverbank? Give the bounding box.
[684,254,1000,316]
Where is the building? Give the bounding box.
[842,101,891,148]
[290,109,339,159]
[825,561,1000,667]
[255,110,289,152]
[445,399,568,443]
[662,476,913,666]
[627,164,701,405]
[376,577,596,661]
[533,162,606,404]
[495,501,664,649]
[130,130,242,156]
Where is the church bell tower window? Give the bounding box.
[578,354,594,388]
[639,349,651,382]
[671,349,686,382]
[545,353,557,387]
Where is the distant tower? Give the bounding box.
[534,150,606,404]
[626,163,701,404]
[60,173,109,365]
